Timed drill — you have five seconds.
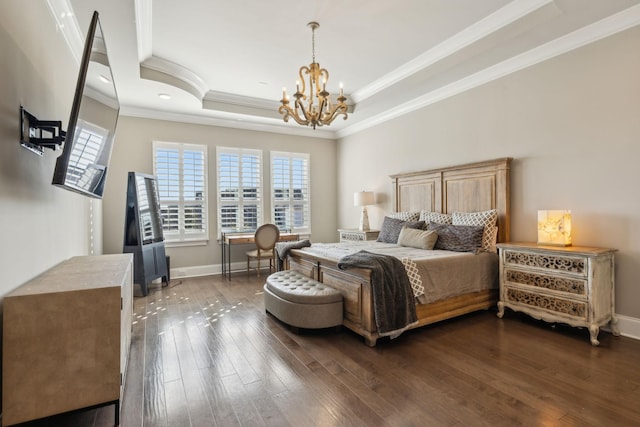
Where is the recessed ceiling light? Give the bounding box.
[158,93,171,100]
[99,74,111,84]
[258,81,269,86]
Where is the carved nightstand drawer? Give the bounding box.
[497,243,618,346]
[503,249,587,277]
[504,268,587,297]
[338,229,380,242]
[504,288,588,321]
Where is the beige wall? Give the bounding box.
[2,0,638,325]
[102,117,337,270]
[0,1,97,299]
[337,26,640,319]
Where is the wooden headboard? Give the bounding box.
[390,158,512,243]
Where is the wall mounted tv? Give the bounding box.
[52,11,119,199]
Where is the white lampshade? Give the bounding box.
[537,210,572,246]
[354,191,375,207]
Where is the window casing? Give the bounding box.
[153,141,208,244]
[216,147,263,235]
[271,151,310,234]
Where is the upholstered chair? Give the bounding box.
[246,224,280,276]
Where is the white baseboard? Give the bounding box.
[167,263,640,341]
[169,261,255,279]
[615,314,640,341]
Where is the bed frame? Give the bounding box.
[286,158,512,346]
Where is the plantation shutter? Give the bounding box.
[216,147,263,235]
[271,151,310,234]
[153,141,208,243]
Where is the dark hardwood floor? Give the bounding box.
[14,272,640,426]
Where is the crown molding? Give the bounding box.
[203,90,281,110]
[119,105,336,139]
[46,0,84,64]
[351,0,554,103]
[135,0,153,62]
[140,55,209,100]
[203,90,282,119]
[337,3,640,139]
[57,1,640,141]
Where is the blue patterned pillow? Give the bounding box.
[377,217,425,244]
[427,223,484,253]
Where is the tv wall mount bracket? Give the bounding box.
[20,106,66,156]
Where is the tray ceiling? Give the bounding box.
[55,0,640,139]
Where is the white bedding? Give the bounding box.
[298,241,499,304]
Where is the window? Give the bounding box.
[153,141,208,244]
[216,147,262,235]
[271,151,310,234]
[67,119,108,190]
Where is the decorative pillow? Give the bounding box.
[377,217,425,244]
[397,227,438,250]
[427,223,484,253]
[452,209,498,252]
[387,211,420,221]
[419,211,452,224]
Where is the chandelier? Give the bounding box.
[279,22,348,129]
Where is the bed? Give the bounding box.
[284,158,512,346]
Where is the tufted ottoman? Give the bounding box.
[264,270,343,330]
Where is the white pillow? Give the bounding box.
[451,209,498,252]
[388,211,420,221]
[419,211,452,224]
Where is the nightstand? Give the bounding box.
[338,229,380,242]
[496,242,619,346]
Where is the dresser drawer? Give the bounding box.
[503,249,587,277]
[505,287,588,321]
[504,268,587,298]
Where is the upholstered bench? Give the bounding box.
[264,270,343,330]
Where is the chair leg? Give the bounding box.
[257,257,261,277]
[247,257,250,276]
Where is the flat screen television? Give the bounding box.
[52,11,119,199]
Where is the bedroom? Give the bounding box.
[1,0,640,425]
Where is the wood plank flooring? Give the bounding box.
[13,273,640,426]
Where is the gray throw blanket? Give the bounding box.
[275,239,312,271]
[337,250,418,338]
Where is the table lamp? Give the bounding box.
[537,210,572,246]
[354,191,375,231]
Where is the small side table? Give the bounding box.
[338,229,380,242]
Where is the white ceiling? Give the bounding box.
[56,0,640,139]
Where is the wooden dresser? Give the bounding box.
[2,254,133,426]
[496,243,618,346]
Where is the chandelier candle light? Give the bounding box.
[279,22,348,129]
[354,191,375,231]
